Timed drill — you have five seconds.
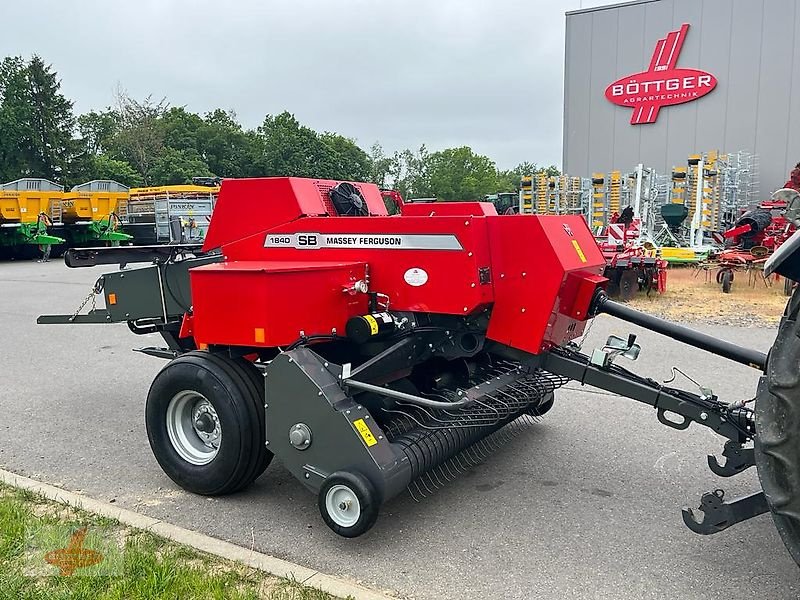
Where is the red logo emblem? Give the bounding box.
[605,24,717,125]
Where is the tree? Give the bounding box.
[367,142,393,188]
[0,57,27,181]
[319,132,371,181]
[388,146,431,199]
[198,109,263,178]
[257,112,322,177]
[77,109,119,155]
[425,146,499,201]
[496,161,562,192]
[90,155,143,187]
[149,147,213,185]
[0,55,78,183]
[111,91,168,185]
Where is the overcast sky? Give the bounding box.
[1,0,621,170]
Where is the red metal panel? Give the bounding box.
[220,215,495,315]
[202,177,388,252]
[400,202,498,217]
[485,215,605,354]
[559,272,608,320]
[191,261,368,347]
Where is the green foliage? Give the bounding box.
[0,55,78,183]
[150,147,213,185]
[0,484,338,600]
[426,146,499,201]
[90,155,144,187]
[0,54,559,194]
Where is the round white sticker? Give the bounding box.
[403,268,429,287]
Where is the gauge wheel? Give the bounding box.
[145,351,272,495]
[526,392,555,417]
[318,471,380,538]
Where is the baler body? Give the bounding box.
[189,177,605,355]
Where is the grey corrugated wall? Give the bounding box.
[563,0,800,197]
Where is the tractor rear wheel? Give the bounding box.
[755,284,800,566]
[145,351,272,496]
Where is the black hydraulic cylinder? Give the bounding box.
[594,294,767,370]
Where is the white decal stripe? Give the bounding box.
[654,39,666,68]
[666,31,680,67]
[264,232,464,250]
[647,106,655,122]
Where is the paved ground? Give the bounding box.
[2,259,798,599]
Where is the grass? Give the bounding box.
[628,264,790,325]
[0,484,344,600]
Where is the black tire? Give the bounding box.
[145,351,272,496]
[527,392,554,417]
[755,286,800,566]
[721,269,733,293]
[619,270,639,302]
[604,267,622,298]
[234,358,272,481]
[318,471,380,538]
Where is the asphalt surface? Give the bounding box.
[2,259,798,599]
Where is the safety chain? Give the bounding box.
[69,278,104,322]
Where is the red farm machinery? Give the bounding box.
[38,177,800,565]
[711,189,800,294]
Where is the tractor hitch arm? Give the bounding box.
[543,349,754,442]
[682,489,768,535]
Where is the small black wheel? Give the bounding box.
[527,392,554,417]
[318,471,380,538]
[721,269,733,293]
[145,351,272,496]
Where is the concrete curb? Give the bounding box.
[0,468,397,600]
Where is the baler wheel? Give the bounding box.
[756,285,800,566]
[146,351,272,496]
[318,471,380,538]
[526,392,554,417]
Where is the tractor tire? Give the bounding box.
[755,285,800,566]
[145,351,272,496]
[721,269,733,293]
[619,270,639,302]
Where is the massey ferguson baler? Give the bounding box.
[40,178,800,564]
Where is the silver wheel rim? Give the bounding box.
[165,391,222,465]
[325,484,361,528]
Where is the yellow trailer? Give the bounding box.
[0,179,65,248]
[61,180,132,244]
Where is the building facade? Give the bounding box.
[563,0,800,198]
